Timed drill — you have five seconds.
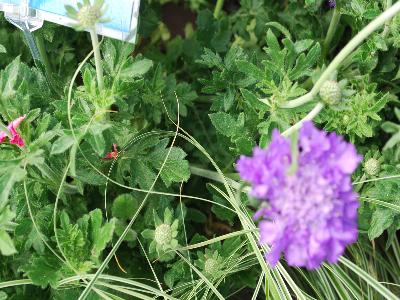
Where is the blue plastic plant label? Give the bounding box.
[0,0,140,43]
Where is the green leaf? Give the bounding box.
[211,196,237,225]
[0,206,16,256]
[120,58,153,80]
[265,22,292,41]
[197,48,224,69]
[0,163,26,209]
[24,255,62,288]
[141,229,155,239]
[112,194,139,220]
[0,231,16,256]
[289,43,321,80]
[209,112,238,137]
[149,142,191,187]
[236,60,264,81]
[240,88,266,111]
[368,208,396,240]
[51,135,75,155]
[0,291,7,300]
[89,209,115,260]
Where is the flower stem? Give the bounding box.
[322,7,341,59]
[281,1,400,109]
[214,0,225,18]
[282,102,324,137]
[189,165,241,190]
[382,0,393,38]
[89,29,104,92]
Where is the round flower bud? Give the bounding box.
[204,258,219,275]
[319,80,342,105]
[364,158,380,176]
[342,114,350,125]
[155,224,172,245]
[77,4,102,29]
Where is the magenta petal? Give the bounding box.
[8,115,26,131]
[0,132,7,143]
[10,134,25,148]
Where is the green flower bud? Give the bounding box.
[155,224,172,245]
[77,4,103,29]
[342,114,350,125]
[320,80,342,105]
[364,158,380,176]
[204,258,219,274]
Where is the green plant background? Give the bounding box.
[1,0,400,299]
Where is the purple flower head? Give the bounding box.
[236,122,361,269]
[327,0,336,8]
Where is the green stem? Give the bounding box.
[355,174,366,193]
[189,165,242,190]
[89,29,104,92]
[382,0,393,38]
[287,131,299,175]
[322,7,341,59]
[281,2,400,109]
[281,102,325,137]
[213,0,225,18]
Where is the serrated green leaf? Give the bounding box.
[236,60,264,80]
[89,209,115,259]
[24,255,62,288]
[369,208,396,240]
[51,135,75,155]
[120,58,153,80]
[112,194,138,220]
[209,112,238,137]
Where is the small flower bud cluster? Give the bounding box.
[65,0,108,31]
[320,80,342,105]
[364,158,380,176]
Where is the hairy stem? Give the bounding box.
[282,102,324,137]
[322,7,341,59]
[281,2,400,109]
[214,0,225,18]
[89,29,104,91]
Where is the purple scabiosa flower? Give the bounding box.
[236,121,361,269]
[327,0,336,8]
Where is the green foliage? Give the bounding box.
[57,209,114,272]
[0,206,17,256]
[1,1,400,299]
[320,77,390,142]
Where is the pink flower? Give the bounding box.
[102,144,118,160]
[0,116,26,148]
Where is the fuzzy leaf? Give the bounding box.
[24,255,62,288]
[51,135,75,155]
[112,194,139,220]
[209,112,238,137]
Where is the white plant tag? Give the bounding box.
[0,0,140,43]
